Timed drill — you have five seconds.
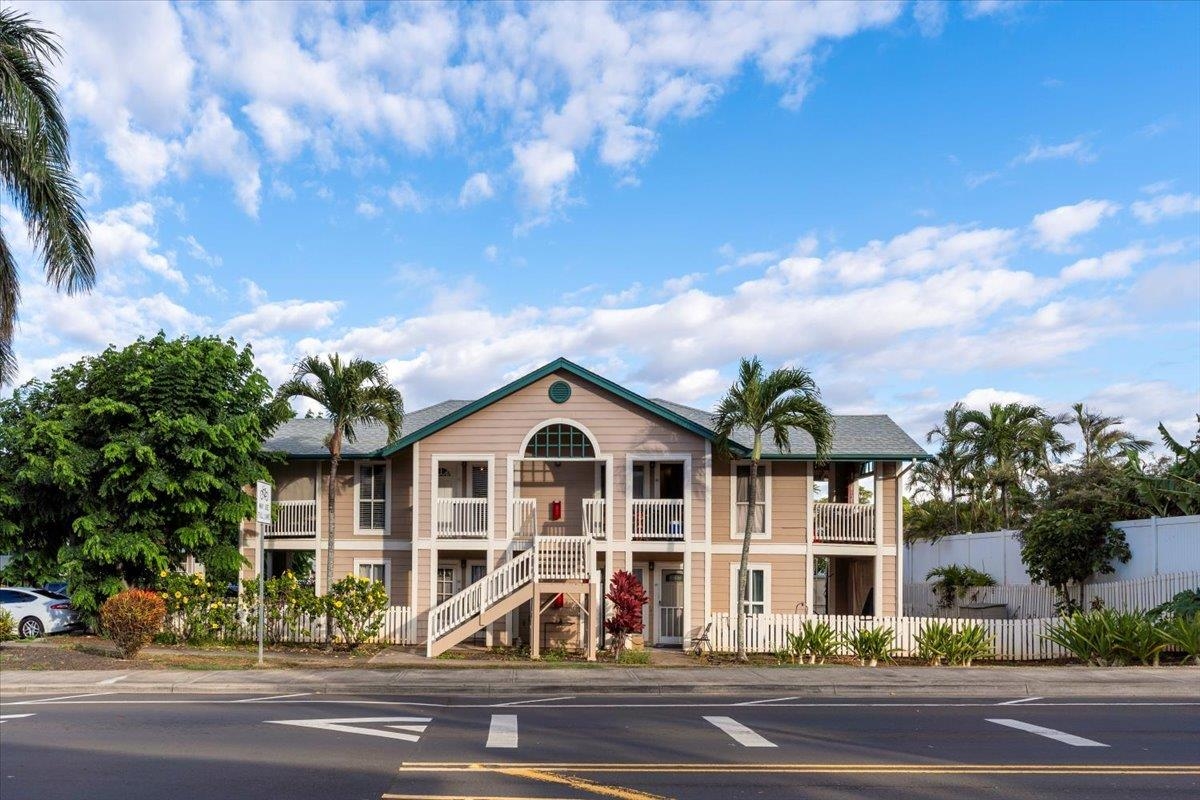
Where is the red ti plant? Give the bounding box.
[604,570,649,658]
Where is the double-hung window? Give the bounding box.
[734,464,767,535]
[357,463,387,532]
[357,562,386,584]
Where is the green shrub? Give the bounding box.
[914,621,956,665]
[0,608,15,642]
[324,575,389,647]
[926,565,997,610]
[844,627,896,667]
[785,620,839,665]
[1150,589,1200,622]
[1043,610,1173,666]
[1161,615,1200,665]
[157,570,237,644]
[241,571,322,644]
[947,623,994,666]
[618,649,651,665]
[100,588,167,659]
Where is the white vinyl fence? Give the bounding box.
[708,612,1068,660]
[904,515,1200,584]
[903,571,1200,618]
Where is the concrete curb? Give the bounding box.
[3,666,1198,698]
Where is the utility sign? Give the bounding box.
[255,481,272,524]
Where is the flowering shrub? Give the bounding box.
[324,575,389,647]
[241,571,322,644]
[100,588,166,658]
[156,570,237,644]
[0,608,15,642]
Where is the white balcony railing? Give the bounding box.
[536,536,592,580]
[582,498,607,539]
[511,498,538,539]
[813,502,876,544]
[264,500,317,538]
[435,497,489,538]
[631,498,685,540]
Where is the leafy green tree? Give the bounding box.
[0,10,95,384]
[275,355,403,648]
[1121,417,1200,516]
[0,334,287,617]
[1072,403,1151,465]
[713,356,832,662]
[1020,509,1131,613]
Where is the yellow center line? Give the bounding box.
[495,767,669,800]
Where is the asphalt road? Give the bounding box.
[0,692,1197,799]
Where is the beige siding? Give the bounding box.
[882,555,897,616]
[711,552,807,616]
[771,461,809,543]
[881,461,897,547]
[711,453,732,540]
[270,461,317,501]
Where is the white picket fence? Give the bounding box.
[708,612,1068,660]
[903,571,1200,618]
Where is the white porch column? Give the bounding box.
[873,467,884,618]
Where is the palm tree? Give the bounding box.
[275,355,404,647]
[1072,403,1150,465]
[0,10,94,384]
[958,402,1052,527]
[922,402,970,533]
[1034,412,1075,469]
[713,357,832,662]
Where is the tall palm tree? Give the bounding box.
[275,355,404,647]
[0,10,94,384]
[958,402,1051,527]
[1034,411,1075,469]
[923,402,970,533]
[713,356,832,662]
[1072,402,1151,465]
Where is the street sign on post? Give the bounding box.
[256,481,272,524]
[254,481,271,666]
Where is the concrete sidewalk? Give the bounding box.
[2,665,1197,698]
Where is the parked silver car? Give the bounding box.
[0,587,81,638]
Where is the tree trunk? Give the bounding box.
[736,458,758,663]
[325,454,339,650]
[949,477,959,533]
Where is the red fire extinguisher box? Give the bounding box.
[550,500,562,521]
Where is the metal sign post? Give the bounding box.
[255,481,272,667]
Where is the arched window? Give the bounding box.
[524,422,596,459]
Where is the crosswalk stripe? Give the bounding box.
[487,714,519,748]
[703,715,776,748]
[985,718,1109,747]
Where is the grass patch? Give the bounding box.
[616,649,652,665]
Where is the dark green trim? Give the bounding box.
[759,452,932,462]
[375,357,728,457]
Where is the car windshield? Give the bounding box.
[32,589,68,599]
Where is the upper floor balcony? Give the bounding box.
[263,500,318,538]
[812,501,875,544]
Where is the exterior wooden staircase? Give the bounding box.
[426,536,596,658]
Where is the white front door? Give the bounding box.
[657,568,684,645]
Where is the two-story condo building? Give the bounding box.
[245,358,927,658]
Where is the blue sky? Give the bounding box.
[5,0,1199,445]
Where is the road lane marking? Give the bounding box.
[234,692,312,702]
[487,714,519,748]
[493,696,575,706]
[996,696,1044,705]
[266,716,432,742]
[703,715,777,747]
[496,766,668,800]
[985,718,1109,747]
[735,696,807,706]
[97,675,129,685]
[9,692,114,705]
[0,714,35,723]
[398,762,1200,775]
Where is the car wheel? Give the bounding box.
[18,616,45,639]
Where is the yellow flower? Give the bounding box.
[211,622,219,629]
[333,600,343,608]
[182,597,189,605]
[174,591,182,599]
[159,570,168,578]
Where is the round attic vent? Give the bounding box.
[548,380,572,404]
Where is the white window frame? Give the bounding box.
[353,460,391,536]
[728,562,772,617]
[352,558,391,602]
[435,562,460,605]
[729,460,772,539]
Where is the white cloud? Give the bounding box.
[458,172,495,207]
[1031,199,1119,252]
[513,139,577,211]
[181,235,222,268]
[1085,381,1198,445]
[1012,137,1096,166]
[388,181,426,212]
[825,225,1017,284]
[356,200,382,219]
[913,1,948,36]
[243,101,311,161]
[224,299,343,339]
[1060,246,1145,283]
[180,98,263,216]
[1131,193,1200,224]
[482,244,499,262]
[90,202,187,289]
[958,387,1041,410]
